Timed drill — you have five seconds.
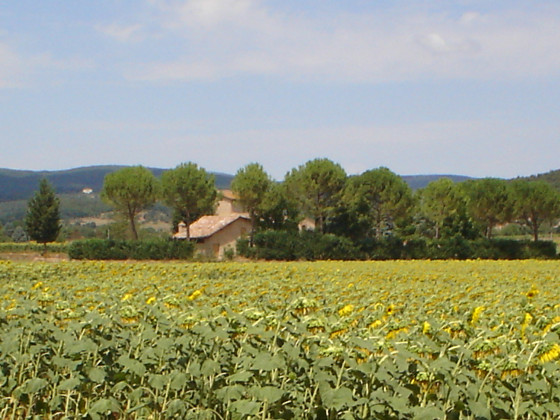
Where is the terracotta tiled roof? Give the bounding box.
[174,213,250,239]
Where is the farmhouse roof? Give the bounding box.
[220,189,237,201]
[175,213,250,239]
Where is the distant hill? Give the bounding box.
[522,169,560,191]
[401,174,474,190]
[0,166,234,202]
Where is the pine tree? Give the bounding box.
[25,178,61,253]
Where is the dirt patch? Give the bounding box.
[0,252,69,262]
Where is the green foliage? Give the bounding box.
[0,194,111,225]
[462,178,513,238]
[11,226,29,243]
[68,238,194,260]
[0,165,233,201]
[101,166,159,240]
[418,177,466,239]
[238,230,361,260]
[0,242,68,253]
[161,162,217,237]
[511,180,560,241]
[231,163,272,243]
[257,182,300,232]
[427,238,558,260]
[240,232,557,261]
[284,158,347,233]
[526,168,560,191]
[2,260,560,418]
[58,194,112,220]
[344,167,414,239]
[24,179,61,247]
[360,236,407,260]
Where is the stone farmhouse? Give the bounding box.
[173,190,250,259]
[173,189,315,259]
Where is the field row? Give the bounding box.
[1,260,560,419]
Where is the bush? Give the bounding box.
[239,231,558,261]
[360,237,404,260]
[402,238,428,260]
[301,231,361,260]
[525,240,557,259]
[426,238,557,260]
[471,238,525,259]
[68,239,194,260]
[253,231,300,260]
[239,230,361,261]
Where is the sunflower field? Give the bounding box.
[1,260,560,419]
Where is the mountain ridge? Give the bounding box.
[0,165,234,202]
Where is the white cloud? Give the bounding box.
[460,11,481,25]
[0,37,95,89]
[175,0,255,27]
[124,1,560,83]
[95,23,143,42]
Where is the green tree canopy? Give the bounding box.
[161,162,217,239]
[344,167,413,239]
[462,178,512,239]
[511,179,560,241]
[284,158,347,233]
[101,166,159,240]
[24,178,61,251]
[231,163,272,244]
[418,178,466,239]
[258,182,300,232]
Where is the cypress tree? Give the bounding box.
[25,178,61,253]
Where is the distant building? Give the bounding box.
[216,190,245,215]
[298,217,316,231]
[173,214,251,259]
[174,189,316,258]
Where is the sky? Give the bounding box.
[1,0,560,180]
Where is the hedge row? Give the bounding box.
[238,230,360,261]
[238,231,558,261]
[68,239,194,260]
[0,242,69,253]
[364,236,558,260]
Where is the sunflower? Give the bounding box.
[188,289,203,301]
[338,304,354,317]
[526,287,539,299]
[470,306,484,325]
[539,343,560,363]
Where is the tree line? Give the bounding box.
[98,159,560,244]
[15,159,560,254]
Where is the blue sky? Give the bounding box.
[1,1,559,179]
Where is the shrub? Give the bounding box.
[240,230,361,261]
[425,238,557,260]
[360,236,404,260]
[401,238,428,260]
[68,239,194,260]
[300,231,361,260]
[525,240,557,259]
[253,231,300,260]
[238,231,558,261]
